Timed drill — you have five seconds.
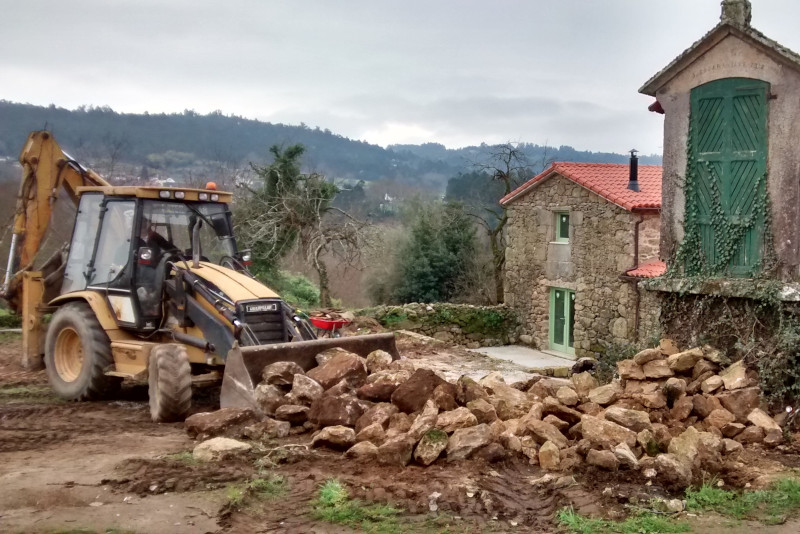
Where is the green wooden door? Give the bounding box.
[690,77,769,275]
[549,288,575,355]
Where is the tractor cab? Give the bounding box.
[61,187,248,331]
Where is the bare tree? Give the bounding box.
[471,142,538,304]
[235,145,368,308]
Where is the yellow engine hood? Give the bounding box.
[186,262,280,302]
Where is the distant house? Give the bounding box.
[501,161,662,357]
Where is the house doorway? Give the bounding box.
[549,288,575,355]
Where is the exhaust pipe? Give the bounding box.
[191,219,202,268]
[628,149,640,192]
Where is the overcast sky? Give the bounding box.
[2,1,799,155]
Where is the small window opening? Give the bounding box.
[555,212,570,243]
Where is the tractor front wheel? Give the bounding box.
[148,343,192,422]
[44,302,118,400]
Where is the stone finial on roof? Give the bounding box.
[721,0,752,26]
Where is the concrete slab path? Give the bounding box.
[467,345,576,370]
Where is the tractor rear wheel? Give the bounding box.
[148,343,192,422]
[44,302,118,400]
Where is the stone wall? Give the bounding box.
[359,303,520,348]
[505,173,656,357]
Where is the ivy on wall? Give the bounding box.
[669,126,776,280]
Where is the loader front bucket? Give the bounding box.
[220,333,400,412]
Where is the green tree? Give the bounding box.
[236,144,365,308]
[390,202,478,304]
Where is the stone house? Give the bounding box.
[501,162,663,357]
[631,0,800,347]
[641,0,800,289]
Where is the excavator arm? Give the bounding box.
[2,131,108,308]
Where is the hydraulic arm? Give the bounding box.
[2,131,108,305]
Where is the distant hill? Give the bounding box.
[0,100,660,189]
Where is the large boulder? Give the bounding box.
[587,383,621,406]
[286,374,324,405]
[586,449,618,471]
[407,399,439,440]
[670,396,695,421]
[617,360,645,381]
[539,441,561,470]
[571,372,599,398]
[436,407,478,433]
[357,370,409,402]
[642,360,674,379]
[692,394,722,418]
[580,415,637,449]
[467,398,498,424]
[356,422,387,445]
[556,387,580,406]
[345,441,379,460]
[311,426,356,450]
[747,408,781,432]
[355,402,398,433]
[716,386,760,423]
[614,442,639,469]
[391,369,447,413]
[261,361,304,386]
[603,406,652,432]
[307,352,367,390]
[455,375,489,404]
[528,419,568,449]
[242,418,291,440]
[274,404,309,424]
[542,397,583,424]
[668,426,722,470]
[736,425,765,444]
[185,408,260,440]
[432,384,459,411]
[365,350,394,374]
[193,437,251,462]
[633,347,662,365]
[654,453,693,488]
[446,424,493,461]
[488,385,532,420]
[701,376,724,394]
[414,429,449,466]
[705,408,736,430]
[308,395,365,427]
[719,360,748,391]
[667,348,704,373]
[377,434,416,466]
[254,384,288,415]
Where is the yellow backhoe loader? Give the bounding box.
[1,131,398,421]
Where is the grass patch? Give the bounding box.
[312,479,403,532]
[0,385,62,405]
[163,451,200,465]
[0,330,22,342]
[224,473,288,511]
[557,506,690,534]
[249,474,288,499]
[686,478,800,524]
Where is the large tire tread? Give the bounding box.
[149,344,192,422]
[44,302,117,401]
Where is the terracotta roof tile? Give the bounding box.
[500,162,662,211]
[625,260,667,278]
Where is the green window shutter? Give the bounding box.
[689,77,769,276]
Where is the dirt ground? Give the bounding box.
[2,333,800,533]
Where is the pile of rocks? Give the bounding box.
[184,340,786,489]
